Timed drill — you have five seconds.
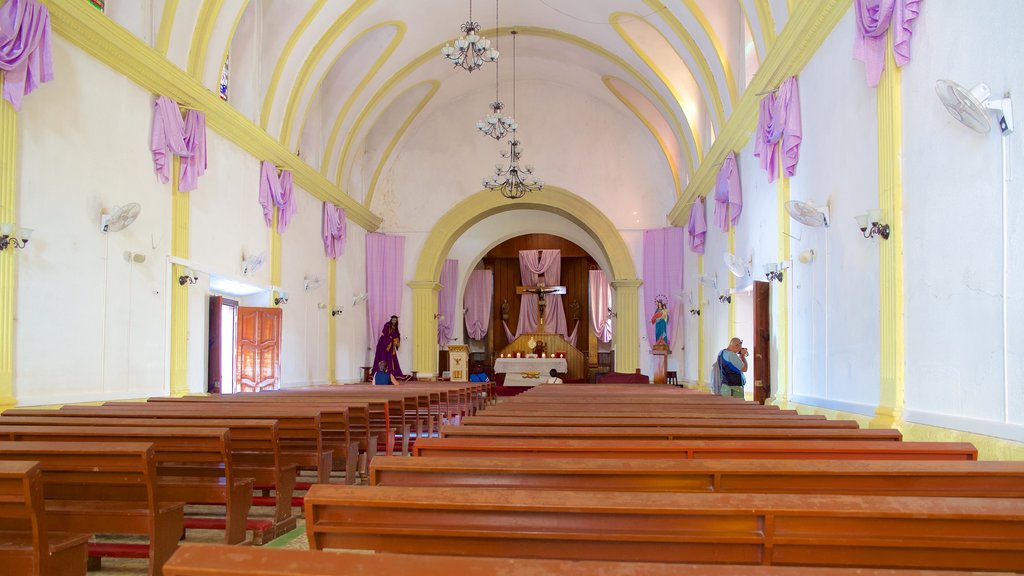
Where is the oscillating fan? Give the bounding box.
[936,80,1014,135]
[785,200,829,227]
[100,203,142,233]
[241,252,266,276]
[352,293,369,307]
[697,274,718,290]
[723,253,751,278]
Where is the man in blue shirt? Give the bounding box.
[718,337,748,398]
[373,361,398,385]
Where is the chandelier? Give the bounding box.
[476,0,514,140]
[440,1,498,73]
[483,31,544,199]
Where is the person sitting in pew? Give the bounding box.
[373,361,400,386]
[717,337,747,398]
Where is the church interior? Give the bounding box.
[1,0,1023,574]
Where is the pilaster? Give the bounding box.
[0,92,17,408]
[408,280,441,377]
[169,156,190,396]
[327,258,337,383]
[611,279,643,373]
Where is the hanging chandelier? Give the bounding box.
[476,0,514,140]
[483,31,544,199]
[440,0,498,73]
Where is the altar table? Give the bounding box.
[493,357,568,387]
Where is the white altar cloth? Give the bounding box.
[494,357,568,387]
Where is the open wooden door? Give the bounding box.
[208,295,223,393]
[236,307,282,393]
[752,280,772,404]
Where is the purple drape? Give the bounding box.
[643,228,684,352]
[179,110,207,192]
[589,269,613,344]
[259,161,297,233]
[714,151,742,231]
[322,202,347,259]
[437,259,458,346]
[515,250,568,337]
[854,0,920,87]
[775,77,802,179]
[464,269,493,340]
[754,94,778,179]
[687,197,707,254]
[365,233,405,347]
[151,96,188,184]
[0,0,53,111]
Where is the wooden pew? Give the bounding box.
[304,485,1024,571]
[413,437,978,460]
[0,441,184,576]
[371,455,1024,496]
[481,405,807,417]
[438,424,902,442]
[459,415,860,429]
[0,460,90,576]
[163,544,986,576]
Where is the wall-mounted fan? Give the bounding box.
[352,292,368,307]
[723,253,750,278]
[936,80,1014,135]
[101,203,142,233]
[785,200,829,227]
[697,274,718,290]
[241,252,266,276]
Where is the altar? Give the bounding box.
[493,357,568,387]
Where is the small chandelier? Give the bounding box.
[440,0,498,73]
[476,0,514,140]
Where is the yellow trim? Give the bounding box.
[773,173,791,405]
[187,0,226,80]
[155,0,179,56]
[338,26,694,185]
[696,254,705,386]
[363,81,439,208]
[754,0,777,50]
[319,23,406,175]
[737,1,762,64]
[870,32,905,429]
[410,186,640,375]
[169,157,190,396]
[667,0,852,226]
[214,0,251,95]
[610,12,706,158]
[0,90,16,409]
[278,3,378,149]
[611,279,643,373]
[327,258,336,383]
[603,76,682,199]
[673,0,739,106]
[408,281,442,377]
[270,209,281,300]
[259,0,330,129]
[727,228,735,334]
[45,0,381,230]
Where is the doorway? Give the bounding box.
[208,296,238,394]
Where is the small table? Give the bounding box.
[493,357,568,387]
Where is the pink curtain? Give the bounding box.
[567,320,580,348]
[775,77,802,179]
[322,202,347,259]
[713,151,742,231]
[687,197,707,254]
[151,96,187,184]
[589,269,613,344]
[463,269,493,340]
[515,250,568,337]
[365,233,405,345]
[643,228,684,352]
[754,94,778,180]
[854,0,920,87]
[259,161,297,233]
[437,259,458,346]
[0,0,53,111]
[179,110,207,192]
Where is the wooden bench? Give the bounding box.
[0,460,90,576]
[163,543,986,576]
[460,415,860,429]
[371,455,1024,496]
[413,437,978,460]
[304,484,1024,571]
[438,424,902,442]
[0,441,184,576]
[482,405,806,416]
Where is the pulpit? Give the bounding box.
[651,348,669,384]
[448,345,469,382]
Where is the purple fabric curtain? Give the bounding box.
[0,0,53,111]
[714,151,742,231]
[259,161,297,233]
[754,93,778,180]
[588,269,613,344]
[687,197,707,254]
[151,96,188,184]
[567,320,580,348]
[179,110,207,192]
[515,250,568,337]
[463,269,493,340]
[365,233,405,347]
[322,202,347,259]
[643,228,684,352]
[437,259,458,346]
[854,0,920,87]
[775,77,802,179]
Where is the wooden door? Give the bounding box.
[208,295,223,393]
[236,307,282,393]
[753,280,771,404]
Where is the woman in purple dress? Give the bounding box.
[371,315,412,381]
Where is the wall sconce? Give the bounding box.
[331,306,344,317]
[855,208,890,240]
[718,293,732,304]
[0,223,32,250]
[607,307,617,319]
[177,268,198,286]
[274,291,289,305]
[763,261,790,283]
[689,307,701,316]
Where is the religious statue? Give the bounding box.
[651,295,670,350]
[500,298,509,321]
[371,315,413,381]
[516,273,566,333]
[569,298,581,321]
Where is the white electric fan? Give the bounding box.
[936,80,1014,135]
[723,253,751,278]
[241,252,266,276]
[100,203,142,233]
[785,200,830,227]
[352,292,369,307]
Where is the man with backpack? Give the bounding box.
[716,337,748,398]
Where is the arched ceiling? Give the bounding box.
[110,0,786,217]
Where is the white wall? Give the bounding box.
[333,226,370,382]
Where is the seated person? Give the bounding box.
[373,361,400,386]
[545,368,563,384]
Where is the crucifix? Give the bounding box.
[516,272,566,333]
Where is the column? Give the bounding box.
[611,279,642,373]
[772,167,792,405]
[169,156,190,396]
[0,93,16,408]
[409,280,441,378]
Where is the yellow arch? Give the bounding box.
[753,0,777,49]
[259,0,327,129]
[155,0,179,56]
[602,76,683,199]
[186,0,225,80]
[337,26,695,188]
[655,0,738,107]
[213,0,251,95]
[738,2,763,65]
